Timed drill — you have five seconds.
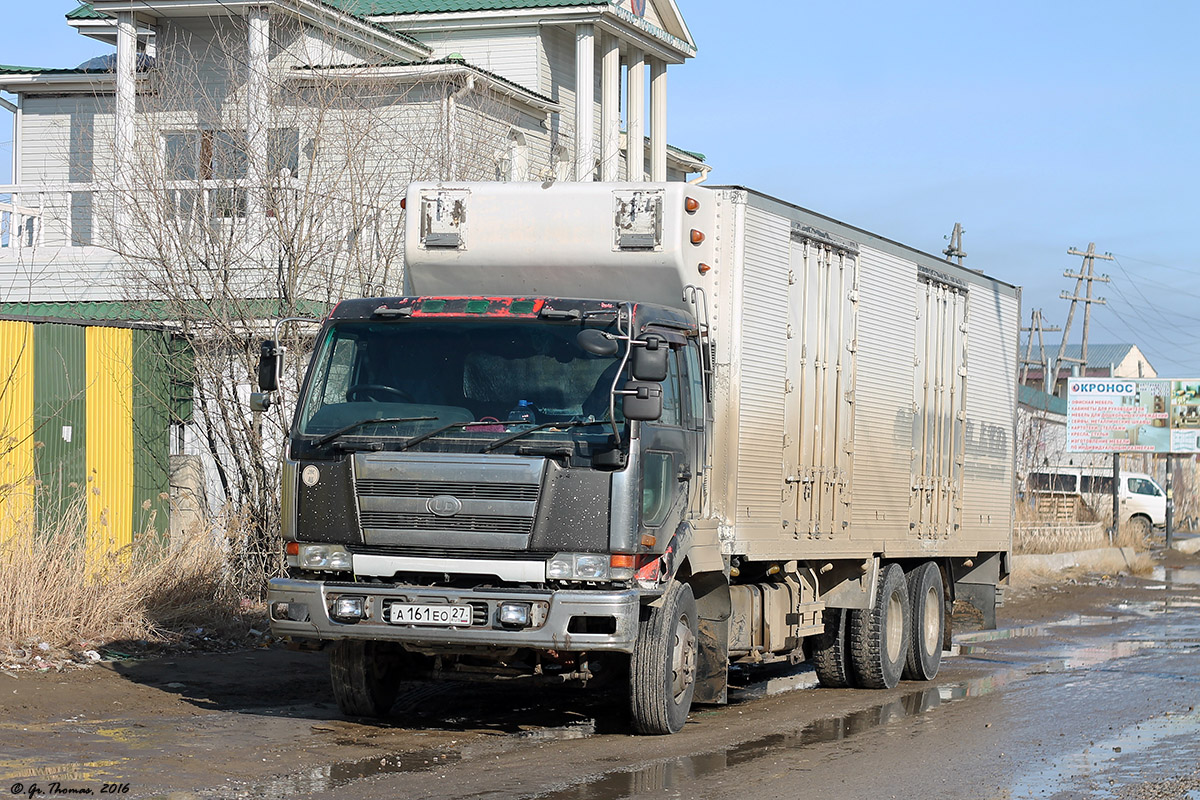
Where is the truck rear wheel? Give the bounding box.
[902,561,944,681]
[329,640,400,718]
[630,581,697,735]
[849,563,910,689]
[812,607,852,688]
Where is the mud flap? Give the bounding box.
[955,582,997,630]
[953,552,1003,630]
[691,572,730,705]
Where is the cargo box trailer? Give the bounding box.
[261,182,1018,734]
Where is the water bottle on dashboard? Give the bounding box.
[507,399,536,423]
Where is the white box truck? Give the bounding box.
[261,182,1018,734]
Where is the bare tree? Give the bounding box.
[79,14,533,594]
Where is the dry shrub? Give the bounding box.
[0,493,248,656]
[1113,522,1152,552]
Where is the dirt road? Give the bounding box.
[4,551,1200,800]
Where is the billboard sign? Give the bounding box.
[1067,379,1200,453]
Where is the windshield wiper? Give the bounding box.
[481,420,610,453]
[312,417,437,448]
[395,420,480,451]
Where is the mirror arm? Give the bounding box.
[608,303,636,444]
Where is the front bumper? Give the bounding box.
[267,577,641,653]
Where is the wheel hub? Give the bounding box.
[671,617,696,700]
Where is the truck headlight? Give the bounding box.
[293,543,352,571]
[546,553,611,581]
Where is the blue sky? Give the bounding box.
[2,1,1198,372]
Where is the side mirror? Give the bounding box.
[631,334,668,381]
[250,392,273,412]
[258,340,279,392]
[622,381,663,421]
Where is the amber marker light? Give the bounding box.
[685,196,700,213]
[285,541,300,556]
[698,263,712,275]
[690,229,705,245]
[610,554,636,570]
[399,197,407,210]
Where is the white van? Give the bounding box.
[1026,469,1166,535]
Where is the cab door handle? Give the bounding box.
[677,466,693,482]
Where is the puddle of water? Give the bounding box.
[520,627,1195,800]
[1150,566,1200,587]
[1007,708,1200,799]
[526,675,1013,800]
[956,614,1116,646]
[248,748,463,796]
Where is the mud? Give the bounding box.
[3,547,1200,799]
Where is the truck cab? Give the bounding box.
[267,294,710,732]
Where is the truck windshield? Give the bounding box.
[295,318,624,451]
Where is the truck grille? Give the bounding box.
[356,479,539,502]
[359,511,535,535]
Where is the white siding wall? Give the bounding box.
[416,27,541,89]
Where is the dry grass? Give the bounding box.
[0,494,251,659]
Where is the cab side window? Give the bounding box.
[659,348,682,427]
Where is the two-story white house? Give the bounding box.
[0,0,707,308]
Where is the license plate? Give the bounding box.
[388,603,472,626]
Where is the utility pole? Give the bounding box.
[943,222,966,265]
[1050,242,1112,395]
[1019,309,1061,388]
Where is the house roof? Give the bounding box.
[66,3,108,20]
[0,64,114,76]
[1055,344,1147,371]
[296,55,557,108]
[1019,384,1067,416]
[68,3,431,54]
[330,0,600,12]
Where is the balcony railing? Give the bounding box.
[0,188,43,251]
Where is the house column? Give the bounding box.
[114,10,137,234]
[626,48,645,181]
[650,57,667,182]
[573,23,595,181]
[600,33,621,182]
[246,5,271,220]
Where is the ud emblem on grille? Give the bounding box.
[427,495,463,517]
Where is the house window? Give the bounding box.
[163,130,247,181]
[162,128,299,217]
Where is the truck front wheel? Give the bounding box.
[849,563,910,689]
[630,581,698,735]
[329,640,401,718]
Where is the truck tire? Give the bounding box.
[630,581,698,735]
[329,640,400,718]
[849,563,910,690]
[812,607,853,688]
[902,561,943,681]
